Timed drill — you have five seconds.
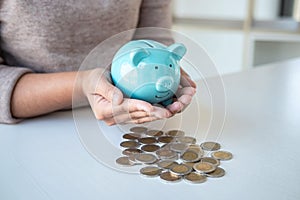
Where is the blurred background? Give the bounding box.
[171,0,300,76]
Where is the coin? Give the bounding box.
[211,151,233,160]
[186,144,204,157]
[206,167,225,178]
[122,148,143,156]
[138,137,157,144]
[170,143,188,152]
[135,153,157,164]
[200,157,220,167]
[187,144,202,152]
[123,133,141,140]
[140,166,162,177]
[116,156,135,166]
[166,130,185,137]
[193,162,216,173]
[160,143,172,150]
[141,144,160,152]
[200,141,221,151]
[146,130,164,137]
[170,164,192,175]
[130,126,147,133]
[158,136,175,144]
[183,162,196,168]
[181,150,201,162]
[120,141,140,148]
[177,136,196,144]
[156,149,178,160]
[156,160,178,169]
[160,171,181,182]
[184,172,207,184]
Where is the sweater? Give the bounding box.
[0,0,172,123]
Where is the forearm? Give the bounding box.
[11,71,86,118]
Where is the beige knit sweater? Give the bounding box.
[0,0,172,123]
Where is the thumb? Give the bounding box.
[98,78,123,105]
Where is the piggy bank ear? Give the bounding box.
[168,43,186,60]
[131,48,150,66]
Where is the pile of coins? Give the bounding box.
[116,126,233,184]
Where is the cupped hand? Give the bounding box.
[167,68,197,114]
[81,68,172,125]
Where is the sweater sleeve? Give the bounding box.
[133,0,174,45]
[0,59,32,124]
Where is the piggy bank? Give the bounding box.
[111,40,186,105]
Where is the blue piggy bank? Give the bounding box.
[111,40,186,105]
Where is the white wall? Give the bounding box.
[254,0,281,20]
[173,25,244,79]
[173,0,247,20]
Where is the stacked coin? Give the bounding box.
[116,126,233,184]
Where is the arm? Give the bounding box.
[6,67,171,125]
[11,71,81,118]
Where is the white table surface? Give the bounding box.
[1,58,300,200]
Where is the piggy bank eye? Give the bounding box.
[169,64,172,68]
[155,66,158,70]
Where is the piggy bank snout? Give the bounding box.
[155,76,174,92]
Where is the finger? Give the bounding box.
[180,68,197,88]
[177,94,193,105]
[167,101,184,114]
[176,87,196,97]
[126,116,159,124]
[113,111,152,124]
[150,106,173,118]
[167,93,193,114]
[95,71,123,105]
[92,97,153,120]
[180,74,197,88]
[111,99,154,116]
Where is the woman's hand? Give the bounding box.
[81,68,172,125]
[167,68,197,114]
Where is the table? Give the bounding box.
[1,58,300,200]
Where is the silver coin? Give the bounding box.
[138,137,157,144]
[180,150,201,162]
[211,151,233,160]
[130,126,147,133]
[206,167,225,178]
[166,130,185,137]
[120,140,140,148]
[200,157,220,167]
[184,172,207,184]
[158,136,175,144]
[176,136,197,144]
[141,144,160,152]
[140,166,162,177]
[186,144,204,157]
[156,149,178,160]
[122,133,142,140]
[156,160,178,169]
[122,148,143,156]
[160,171,181,182]
[135,153,157,164]
[115,156,135,166]
[193,162,216,173]
[170,163,192,175]
[183,162,196,169]
[170,142,189,153]
[146,130,164,137]
[200,141,221,151]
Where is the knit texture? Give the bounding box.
[0,0,172,123]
